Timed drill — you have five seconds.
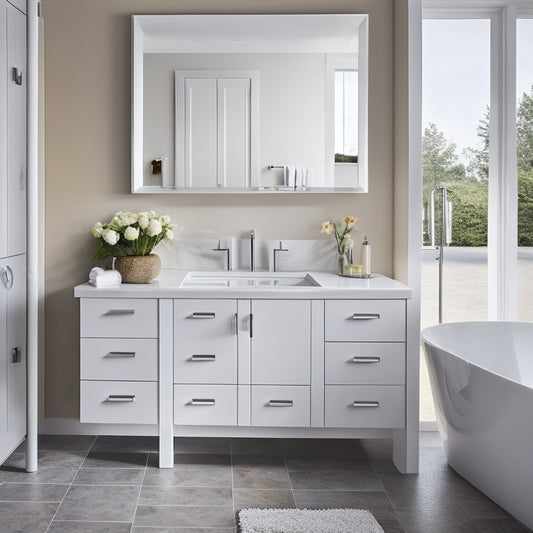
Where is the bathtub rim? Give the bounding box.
[421,320,532,391]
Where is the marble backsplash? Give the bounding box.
[157,237,338,272]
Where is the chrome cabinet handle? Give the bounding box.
[351,356,381,363]
[234,312,238,335]
[351,313,380,320]
[11,346,22,363]
[105,309,135,316]
[106,352,136,358]
[0,265,13,290]
[189,398,216,406]
[249,313,253,338]
[190,354,216,362]
[267,400,294,407]
[106,395,135,402]
[12,67,23,85]
[352,401,379,408]
[190,312,216,319]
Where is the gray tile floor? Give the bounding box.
[0,433,530,533]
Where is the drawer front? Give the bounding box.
[81,338,158,381]
[325,385,405,428]
[81,298,158,338]
[325,300,405,342]
[174,384,237,426]
[80,381,158,424]
[325,343,405,385]
[251,386,310,428]
[174,299,237,384]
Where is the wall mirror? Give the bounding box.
[131,14,368,193]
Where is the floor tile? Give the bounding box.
[0,501,58,533]
[293,490,397,519]
[133,528,234,533]
[55,484,140,521]
[0,470,12,482]
[172,453,232,468]
[289,469,382,491]
[0,482,68,502]
[139,485,232,506]
[48,521,132,532]
[280,438,367,456]
[74,468,145,485]
[284,455,373,471]
[472,517,532,532]
[361,438,394,459]
[233,454,291,490]
[395,499,481,533]
[142,465,231,487]
[174,437,231,455]
[82,451,148,469]
[134,504,235,528]
[1,451,86,484]
[233,488,296,511]
[378,518,406,533]
[91,435,159,453]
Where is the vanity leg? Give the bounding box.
[159,299,174,468]
[393,427,418,474]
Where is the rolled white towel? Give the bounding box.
[88,267,122,288]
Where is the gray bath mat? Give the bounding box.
[238,508,384,533]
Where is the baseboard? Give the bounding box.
[38,419,159,436]
[419,420,438,431]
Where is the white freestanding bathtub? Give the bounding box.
[421,322,533,529]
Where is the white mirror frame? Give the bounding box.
[131,14,369,194]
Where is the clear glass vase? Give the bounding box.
[337,250,352,276]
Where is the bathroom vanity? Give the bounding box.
[74,271,413,472]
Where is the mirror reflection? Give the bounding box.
[132,14,368,193]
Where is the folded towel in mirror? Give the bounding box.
[88,267,122,288]
[284,165,296,188]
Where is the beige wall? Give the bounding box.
[43,0,400,418]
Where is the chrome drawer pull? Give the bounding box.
[190,312,216,319]
[106,395,135,402]
[189,398,216,406]
[190,354,216,362]
[107,352,136,358]
[105,309,135,316]
[351,356,381,364]
[267,400,294,407]
[351,313,380,320]
[352,401,379,408]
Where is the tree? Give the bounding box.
[464,106,489,182]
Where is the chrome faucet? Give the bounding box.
[212,240,231,271]
[250,229,255,271]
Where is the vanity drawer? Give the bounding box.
[251,386,310,428]
[325,385,405,428]
[81,338,158,381]
[80,380,158,424]
[325,343,405,385]
[174,384,237,426]
[81,298,158,338]
[325,300,405,342]
[175,349,237,385]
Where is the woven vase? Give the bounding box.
[114,254,161,284]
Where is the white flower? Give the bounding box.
[102,228,119,245]
[164,229,174,242]
[320,221,334,235]
[91,222,103,238]
[160,214,171,225]
[124,226,139,241]
[118,212,137,226]
[138,215,149,229]
[147,218,162,237]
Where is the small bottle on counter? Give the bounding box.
[361,237,371,276]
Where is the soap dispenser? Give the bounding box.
[361,237,371,276]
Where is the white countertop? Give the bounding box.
[74,270,412,299]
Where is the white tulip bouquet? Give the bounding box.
[91,211,175,260]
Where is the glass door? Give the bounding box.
[421,18,490,422]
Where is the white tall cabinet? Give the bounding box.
[0,0,27,465]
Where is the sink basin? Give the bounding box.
[180,272,320,288]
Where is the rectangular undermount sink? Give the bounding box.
[180,271,320,288]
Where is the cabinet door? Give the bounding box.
[6,3,26,256]
[174,299,238,384]
[251,300,311,385]
[0,260,7,436]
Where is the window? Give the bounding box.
[334,70,358,161]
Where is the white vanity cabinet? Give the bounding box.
[79,298,159,425]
